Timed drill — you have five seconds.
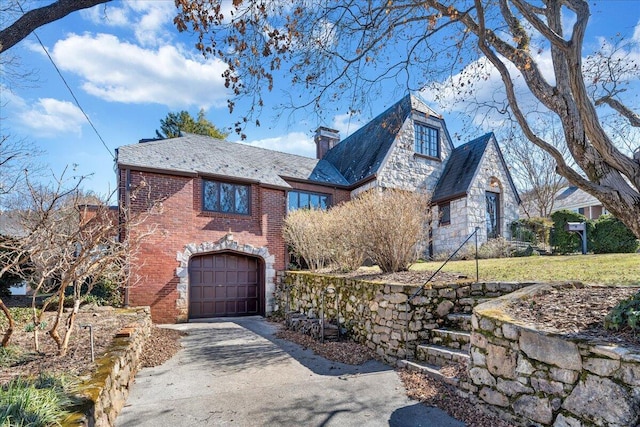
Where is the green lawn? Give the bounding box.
[413,253,640,286]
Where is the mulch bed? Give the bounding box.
[505,285,640,350]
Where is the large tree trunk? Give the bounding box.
[0,299,14,347]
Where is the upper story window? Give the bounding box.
[288,190,330,212]
[414,122,439,158]
[203,179,250,215]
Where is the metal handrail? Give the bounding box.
[404,227,480,361]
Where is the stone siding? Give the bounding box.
[66,307,152,427]
[432,138,520,257]
[432,197,469,255]
[468,284,640,427]
[277,272,528,363]
[377,115,452,193]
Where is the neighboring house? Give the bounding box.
[553,186,608,220]
[116,94,520,323]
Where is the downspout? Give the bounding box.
[123,167,131,307]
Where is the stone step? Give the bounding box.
[445,313,473,332]
[416,344,470,367]
[430,329,470,352]
[397,360,459,387]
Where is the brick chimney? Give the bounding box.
[315,127,340,159]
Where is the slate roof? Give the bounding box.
[432,133,493,203]
[554,186,602,209]
[322,95,414,184]
[116,134,349,188]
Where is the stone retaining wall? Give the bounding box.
[277,271,529,363]
[65,306,152,427]
[469,284,640,427]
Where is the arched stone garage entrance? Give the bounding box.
[189,252,263,318]
[174,234,275,321]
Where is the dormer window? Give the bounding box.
[414,122,439,158]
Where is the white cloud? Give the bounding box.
[50,33,229,109]
[20,98,85,137]
[240,132,315,158]
[81,0,175,47]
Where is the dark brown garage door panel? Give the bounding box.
[189,253,261,318]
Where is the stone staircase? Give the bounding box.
[399,311,474,387]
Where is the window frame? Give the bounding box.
[438,202,451,226]
[287,190,331,212]
[202,179,251,215]
[414,122,440,159]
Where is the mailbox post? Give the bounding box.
[565,222,587,254]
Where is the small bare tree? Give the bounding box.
[3,171,155,355]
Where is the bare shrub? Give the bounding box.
[349,189,431,273]
[324,203,365,272]
[282,209,331,270]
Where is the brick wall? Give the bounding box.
[122,169,288,323]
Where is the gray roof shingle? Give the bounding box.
[116,134,349,188]
[432,133,493,202]
[322,95,413,184]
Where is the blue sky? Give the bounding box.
[1,0,639,200]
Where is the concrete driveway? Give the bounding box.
[116,317,464,427]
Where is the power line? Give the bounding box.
[19,4,115,160]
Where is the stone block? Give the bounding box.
[486,343,517,379]
[438,288,456,299]
[471,314,479,330]
[531,377,564,396]
[498,379,533,399]
[516,355,535,375]
[478,317,495,332]
[519,330,582,371]
[436,300,454,317]
[583,357,620,377]
[387,292,408,304]
[563,374,639,426]
[553,413,581,427]
[469,367,496,387]
[479,387,509,407]
[471,348,487,367]
[618,362,640,386]
[470,332,487,349]
[501,323,519,341]
[513,395,552,425]
[549,367,579,385]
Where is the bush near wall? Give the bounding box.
[591,214,640,254]
[550,210,593,254]
[510,217,552,247]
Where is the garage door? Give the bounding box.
[189,253,261,318]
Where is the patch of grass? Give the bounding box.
[0,374,76,427]
[0,346,24,368]
[414,253,640,285]
[0,307,36,330]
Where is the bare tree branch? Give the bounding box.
[0,0,111,53]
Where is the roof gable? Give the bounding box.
[433,133,493,202]
[116,134,348,188]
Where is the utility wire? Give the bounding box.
[19,4,115,160]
